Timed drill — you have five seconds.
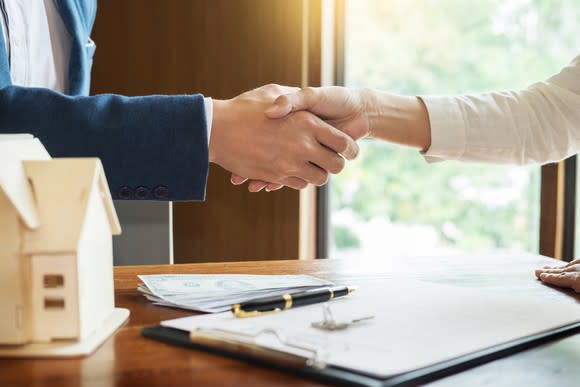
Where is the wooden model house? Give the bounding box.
[0,135,124,348]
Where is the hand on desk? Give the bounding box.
[210,84,359,190]
[535,259,580,293]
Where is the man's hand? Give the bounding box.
[535,259,580,293]
[210,84,359,190]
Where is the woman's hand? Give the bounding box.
[535,259,580,293]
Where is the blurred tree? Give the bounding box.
[333,225,361,249]
[332,0,578,255]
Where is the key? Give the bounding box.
[311,303,374,331]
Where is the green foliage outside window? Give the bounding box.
[332,0,579,255]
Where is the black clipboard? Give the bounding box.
[142,321,580,386]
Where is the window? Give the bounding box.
[331,0,579,259]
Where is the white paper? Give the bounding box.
[162,278,580,378]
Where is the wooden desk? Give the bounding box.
[1,253,579,386]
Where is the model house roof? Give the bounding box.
[0,135,51,229]
[21,158,121,254]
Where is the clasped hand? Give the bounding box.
[229,85,371,192]
[208,85,360,190]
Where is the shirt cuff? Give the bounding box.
[204,97,213,146]
[419,95,467,162]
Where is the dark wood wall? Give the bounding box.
[91,0,323,262]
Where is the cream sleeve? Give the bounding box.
[421,55,580,165]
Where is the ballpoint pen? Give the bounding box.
[231,285,357,318]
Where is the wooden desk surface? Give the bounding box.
[1,253,579,386]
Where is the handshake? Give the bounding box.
[209,84,431,192]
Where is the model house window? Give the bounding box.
[331,0,579,258]
[44,298,65,310]
[43,274,64,288]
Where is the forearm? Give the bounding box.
[361,89,431,151]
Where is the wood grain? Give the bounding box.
[1,254,579,386]
[540,162,565,259]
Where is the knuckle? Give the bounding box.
[276,94,290,105]
[273,157,291,176]
[293,110,314,123]
[351,143,360,159]
[300,86,316,98]
[284,160,301,176]
[263,83,284,96]
[298,140,317,157]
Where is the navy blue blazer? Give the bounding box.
[0,0,208,201]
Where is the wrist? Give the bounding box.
[208,99,232,163]
[363,91,431,151]
[358,88,379,138]
[413,96,432,152]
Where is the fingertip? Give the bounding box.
[266,184,283,192]
[342,142,360,161]
[350,142,361,160]
[231,175,248,185]
[248,181,269,192]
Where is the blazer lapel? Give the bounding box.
[0,17,11,86]
[55,0,88,95]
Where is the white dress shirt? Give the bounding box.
[422,55,580,165]
[0,0,213,140]
[0,0,70,92]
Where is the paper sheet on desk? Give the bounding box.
[138,274,334,312]
[162,279,580,378]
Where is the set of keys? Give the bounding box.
[311,303,374,331]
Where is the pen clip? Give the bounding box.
[232,304,282,318]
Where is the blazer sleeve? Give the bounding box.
[0,85,209,201]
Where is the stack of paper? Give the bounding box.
[137,274,334,313]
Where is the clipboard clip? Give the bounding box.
[190,326,328,369]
